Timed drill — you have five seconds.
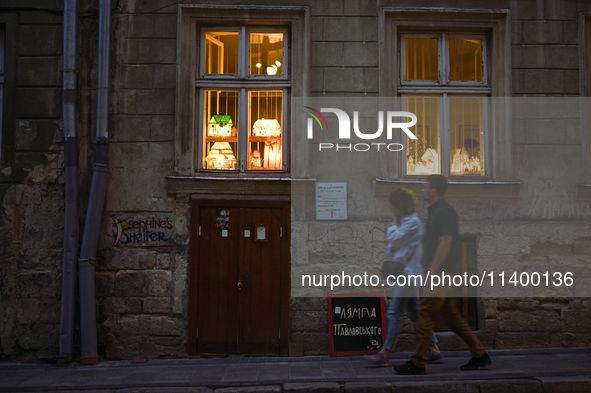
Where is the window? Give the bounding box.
[401,34,489,177]
[197,27,289,172]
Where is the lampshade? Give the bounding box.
[252,118,281,137]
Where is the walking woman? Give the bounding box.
[364,188,443,366]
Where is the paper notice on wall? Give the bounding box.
[316,182,347,220]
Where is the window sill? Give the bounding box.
[167,176,316,197]
[576,185,591,200]
[373,178,521,198]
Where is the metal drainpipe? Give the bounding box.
[58,0,80,364]
[78,0,111,366]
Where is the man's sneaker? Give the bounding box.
[426,350,445,364]
[393,360,426,375]
[363,352,389,367]
[460,353,492,371]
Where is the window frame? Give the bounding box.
[400,32,490,179]
[196,85,289,173]
[380,8,511,182]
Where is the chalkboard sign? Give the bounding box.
[327,294,387,357]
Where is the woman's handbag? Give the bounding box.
[380,260,405,279]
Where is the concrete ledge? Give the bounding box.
[374,179,521,198]
[344,382,393,393]
[283,382,341,393]
[537,376,591,393]
[478,380,543,393]
[215,386,281,393]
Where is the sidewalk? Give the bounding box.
[1,348,591,393]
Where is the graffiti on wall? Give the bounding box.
[108,215,173,246]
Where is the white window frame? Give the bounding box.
[399,33,490,179]
[196,25,291,173]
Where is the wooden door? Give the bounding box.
[188,200,290,356]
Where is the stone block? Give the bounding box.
[154,65,176,89]
[324,68,365,93]
[127,14,154,38]
[290,311,328,332]
[344,382,391,393]
[104,247,158,270]
[530,241,572,256]
[96,272,115,296]
[143,297,172,313]
[512,69,524,94]
[17,271,54,298]
[18,26,62,55]
[157,253,171,269]
[537,377,591,393]
[146,270,172,297]
[523,21,563,44]
[364,68,379,93]
[216,386,281,393]
[512,0,544,20]
[344,0,378,17]
[17,299,40,324]
[565,70,579,95]
[137,39,176,64]
[106,333,144,359]
[15,88,61,118]
[137,89,175,115]
[311,43,343,67]
[573,237,591,255]
[563,21,578,45]
[18,10,63,24]
[290,332,329,355]
[544,0,577,20]
[101,297,143,314]
[123,65,154,89]
[284,383,340,393]
[115,89,137,115]
[310,2,343,16]
[516,300,540,311]
[565,119,581,144]
[499,309,560,332]
[311,68,324,93]
[561,309,591,333]
[108,141,174,169]
[17,57,62,87]
[114,270,149,297]
[323,17,363,41]
[512,45,544,69]
[392,381,478,393]
[494,332,550,349]
[512,20,523,45]
[544,46,578,69]
[523,70,564,94]
[311,17,323,41]
[15,120,60,152]
[361,17,378,42]
[116,314,180,336]
[344,43,378,67]
[154,14,177,38]
[39,300,61,324]
[113,115,152,142]
[479,380,543,393]
[291,297,327,312]
[105,167,175,212]
[173,254,188,315]
[151,115,175,141]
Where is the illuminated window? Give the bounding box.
[401,34,488,177]
[199,27,288,172]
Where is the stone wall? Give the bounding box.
[2,0,591,362]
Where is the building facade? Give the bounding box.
[1,0,591,361]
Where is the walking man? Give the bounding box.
[394,174,491,375]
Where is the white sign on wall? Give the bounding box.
[316,182,347,220]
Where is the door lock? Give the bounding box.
[237,282,243,291]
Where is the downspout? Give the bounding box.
[78,0,111,365]
[58,0,79,364]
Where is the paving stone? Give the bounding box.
[344,381,392,393]
[215,386,281,393]
[479,379,543,393]
[284,382,341,393]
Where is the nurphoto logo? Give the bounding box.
[304,106,418,152]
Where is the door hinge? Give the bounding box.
[280,227,282,238]
[199,226,201,236]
